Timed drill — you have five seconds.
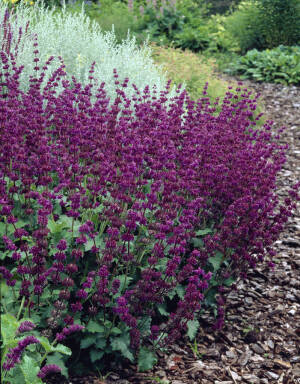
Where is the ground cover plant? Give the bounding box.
[1,15,299,380]
[228,46,300,85]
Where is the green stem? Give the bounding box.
[39,339,58,366]
[17,296,25,321]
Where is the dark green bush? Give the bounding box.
[225,1,266,53]
[227,46,300,85]
[173,24,211,52]
[204,0,241,14]
[225,0,300,53]
[257,0,300,49]
[135,1,185,44]
[66,0,144,44]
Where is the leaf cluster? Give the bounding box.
[228,46,300,85]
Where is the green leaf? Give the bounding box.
[0,250,10,260]
[53,344,72,356]
[1,313,19,344]
[223,276,235,287]
[110,327,122,335]
[84,239,94,252]
[86,320,104,333]
[0,221,6,235]
[157,303,169,316]
[95,335,107,349]
[19,355,42,384]
[80,335,96,349]
[36,336,52,353]
[138,316,151,335]
[208,251,223,272]
[110,333,134,362]
[89,349,104,363]
[15,220,27,229]
[175,284,185,300]
[192,237,203,248]
[138,347,157,372]
[115,274,133,292]
[47,219,68,234]
[187,319,200,341]
[46,353,69,378]
[195,228,213,236]
[204,285,218,307]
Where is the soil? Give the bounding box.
[47,80,300,384]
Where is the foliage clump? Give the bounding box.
[225,0,300,53]
[228,46,300,85]
[150,43,231,101]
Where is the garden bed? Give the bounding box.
[44,81,300,384]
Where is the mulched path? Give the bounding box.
[49,80,300,384]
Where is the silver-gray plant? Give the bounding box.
[0,0,173,101]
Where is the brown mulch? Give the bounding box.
[49,81,300,384]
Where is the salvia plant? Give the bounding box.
[1,310,73,383]
[0,1,171,100]
[0,15,299,382]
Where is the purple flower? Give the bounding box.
[112,279,120,294]
[150,325,160,340]
[37,364,62,379]
[3,336,40,371]
[17,321,36,333]
[55,324,85,341]
[57,239,67,251]
[76,289,88,299]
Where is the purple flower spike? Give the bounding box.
[55,324,85,341]
[17,321,36,333]
[37,364,62,379]
[2,336,40,371]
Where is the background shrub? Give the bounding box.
[256,0,300,49]
[225,0,300,53]
[133,0,185,46]
[150,43,231,100]
[66,0,145,45]
[225,1,264,54]
[227,46,300,85]
[204,0,241,14]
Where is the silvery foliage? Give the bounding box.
[0,0,175,102]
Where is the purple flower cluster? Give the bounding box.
[3,336,40,371]
[37,364,62,379]
[17,320,36,333]
[55,324,85,341]
[0,26,298,362]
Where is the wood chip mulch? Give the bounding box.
[48,80,300,384]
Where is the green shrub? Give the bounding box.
[205,14,239,53]
[225,1,264,54]
[151,43,232,101]
[67,0,144,45]
[135,0,185,45]
[173,24,211,52]
[204,0,241,14]
[256,0,300,49]
[227,46,300,85]
[225,0,300,53]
